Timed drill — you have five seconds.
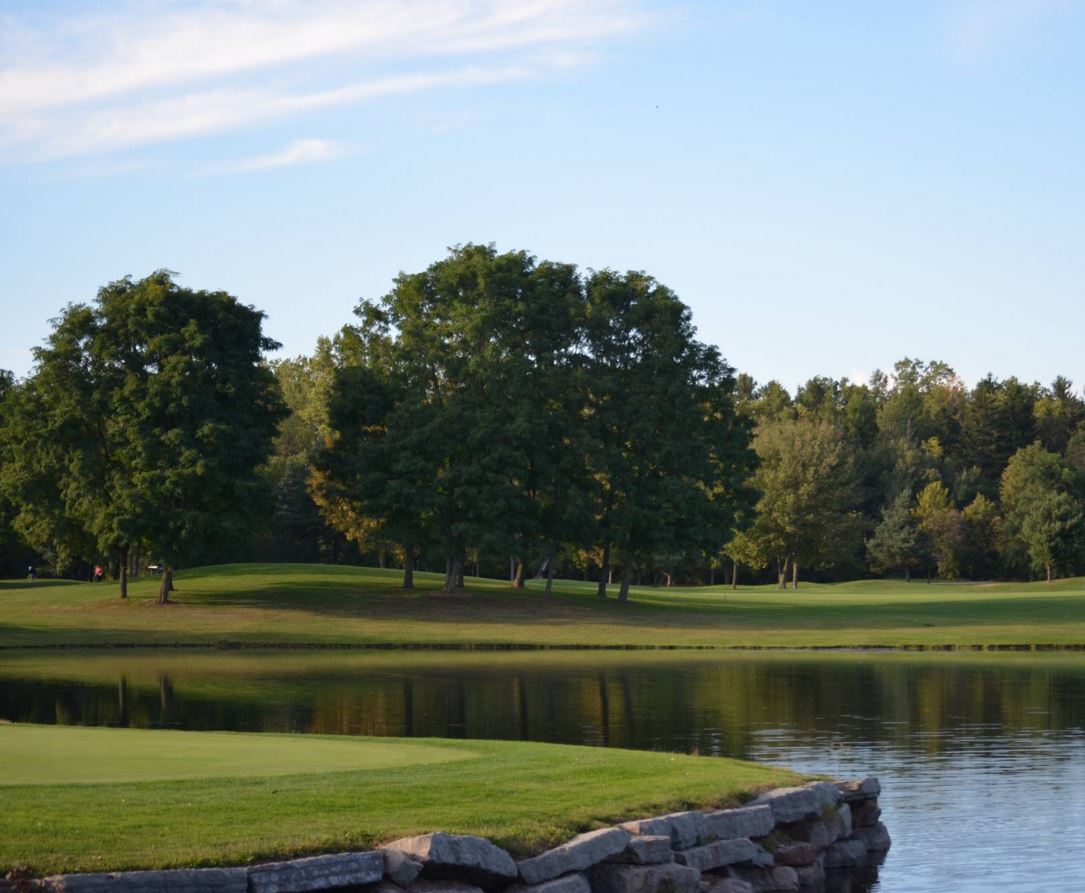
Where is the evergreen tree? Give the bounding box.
[1034,377,1085,454]
[959,493,1001,580]
[867,490,921,581]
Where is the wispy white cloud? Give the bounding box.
[28,63,539,159]
[228,138,347,172]
[941,0,1080,63]
[0,0,649,163]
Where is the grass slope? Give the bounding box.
[1,724,800,874]
[2,562,1085,648]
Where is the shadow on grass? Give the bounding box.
[161,564,1085,634]
[6,564,1085,646]
[0,579,83,592]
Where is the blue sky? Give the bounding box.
[2,0,1083,393]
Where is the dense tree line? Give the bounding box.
[730,361,1085,585]
[2,248,1084,591]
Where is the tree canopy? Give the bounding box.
[310,245,756,598]
[0,272,284,599]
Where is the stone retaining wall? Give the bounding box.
[4,778,888,893]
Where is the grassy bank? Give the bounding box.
[2,562,1085,648]
[0,723,800,874]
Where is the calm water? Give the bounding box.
[2,649,1084,892]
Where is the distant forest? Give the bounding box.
[2,245,1084,591]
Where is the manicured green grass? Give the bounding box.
[0,723,801,874]
[0,724,470,785]
[2,562,1085,648]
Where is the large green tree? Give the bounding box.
[264,344,353,564]
[912,480,962,579]
[1019,492,1083,582]
[0,371,39,577]
[312,248,754,600]
[0,272,284,600]
[582,270,756,601]
[1,313,118,581]
[317,245,592,594]
[311,361,431,587]
[1000,444,1083,580]
[744,417,861,588]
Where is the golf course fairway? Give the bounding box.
[3,562,1085,648]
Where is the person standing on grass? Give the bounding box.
[27,565,36,582]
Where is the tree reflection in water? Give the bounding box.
[5,651,1085,892]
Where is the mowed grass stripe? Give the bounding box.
[0,724,470,785]
[0,724,801,874]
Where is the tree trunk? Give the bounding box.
[159,673,173,713]
[119,548,128,600]
[664,571,673,587]
[544,545,557,596]
[792,557,799,590]
[597,540,611,599]
[777,557,789,590]
[510,556,516,582]
[1046,563,1053,583]
[157,567,172,604]
[117,676,129,726]
[905,565,911,583]
[512,559,526,590]
[731,560,738,590]
[618,557,633,603]
[444,556,463,593]
[402,549,415,589]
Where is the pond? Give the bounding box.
[2,649,1084,892]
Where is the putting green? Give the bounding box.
[0,723,473,785]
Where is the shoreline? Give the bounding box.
[4,641,1085,652]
